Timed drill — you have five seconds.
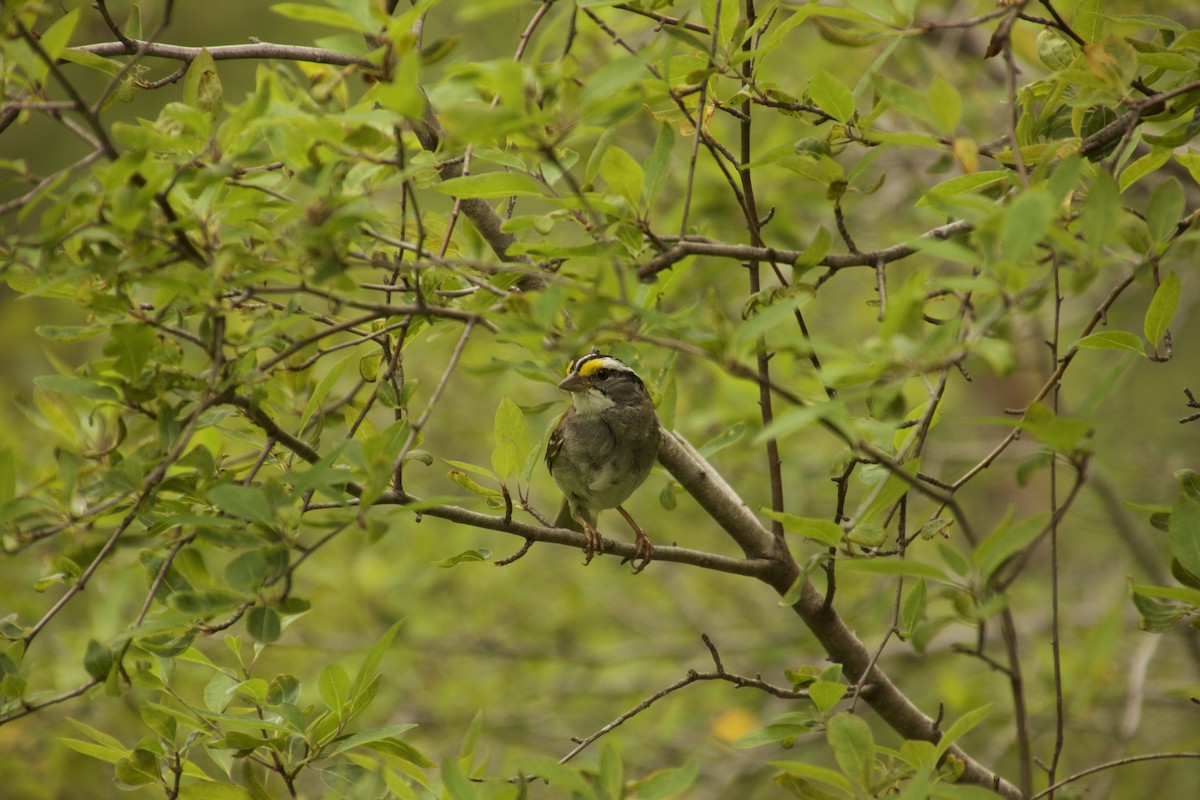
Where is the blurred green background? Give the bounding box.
[3,1,1200,798]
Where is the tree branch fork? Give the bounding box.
[354,425,1020,799]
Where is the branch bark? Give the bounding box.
[656,430,1023,799]
[637,220,974,281]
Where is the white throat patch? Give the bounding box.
[572,388,616,416]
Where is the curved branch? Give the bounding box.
[559,634,809,766]
[655,429,1022,799]
[1032,752,1200,799]
[0,679,101,726]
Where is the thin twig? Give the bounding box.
[1031,753,1200,799]
[559,634,809,764]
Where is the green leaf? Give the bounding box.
[320,663,351,715]
[182,49,222,119]
[1037,28,1076,70]
[66,718,127,752]
[372,51,423,118]
[513,759,592,793]
[57,737,126,765]
[225,549,270,591]
[1178,469,1200,502]
[300,351,355,432]
[440,755,479,800]
[179,781,256,799]
[1018,403,1093,455]
[1119,147,1172,193]
[793,226,832,270]
[636,762,699,800]
[1130,583,1186,632]
[837,557,949,582]
[809,680,847,714]
[734,717,818,749]
[246,606,281,644]
[599,145,644,209]
[103,323,157,383]
[810,70,856,122]
[115,748,160,786]
[1146,178,1184,243]
[900,578,927,635]
[918,171,1009,206]
[1081,170,1120,250]
[1131,583,1200,606]
[351,619,403,698]
[698,422,747,458]
[271,3,370,32]
[125,4,141,40]
[1000,189,1055,260]
[491,397,530,480]
[929,76,962,133]
[855,461,920,527]
[1168,490,1200,579]
[700,0,739,50]
[778,552,832,606]
[826,713,874,789]
[761,510,843,546]
[432,549,492,568]
[59,48,124,78]
[1074,0,1105,42]
[84,639,115,681]
[207,483,275,527]
[330,723,420,756]
[39,8,80,63]
[769,761,854,794]
[935,704,992,759]
[1073,330,1144,355]
[32,375,119,401]
[166,589,245,614]
[448,469,502,498]
[973,513,1045,584]
[642,123,675,208]
[1144,272,1181,347]
[599,742,624,800]
[435,172,546,199]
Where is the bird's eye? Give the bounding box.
[595,368,612,381]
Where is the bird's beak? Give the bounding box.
[558,374,588,392]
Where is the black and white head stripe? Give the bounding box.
[565,353,636,379]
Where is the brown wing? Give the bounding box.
[545,409,571,472]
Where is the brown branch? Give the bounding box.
[73,40,374,68]
[0,679,101,726]
[655,430,1022,799]
[637,220,974,280]
[952,271,1136,490]
[612,3,710,34]
[1032,753,1200,799]
[377,489,775,577]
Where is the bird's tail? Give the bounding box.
[552,498,583,531]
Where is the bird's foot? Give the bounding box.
[582,522,604,565]
[627,530,654,574]
[616,505,653,573]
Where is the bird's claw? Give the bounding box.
[582,524,604,565]
[622,531,654,574]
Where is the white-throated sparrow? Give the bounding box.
[546,349,661,572]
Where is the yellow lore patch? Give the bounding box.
[576,356,622,377]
